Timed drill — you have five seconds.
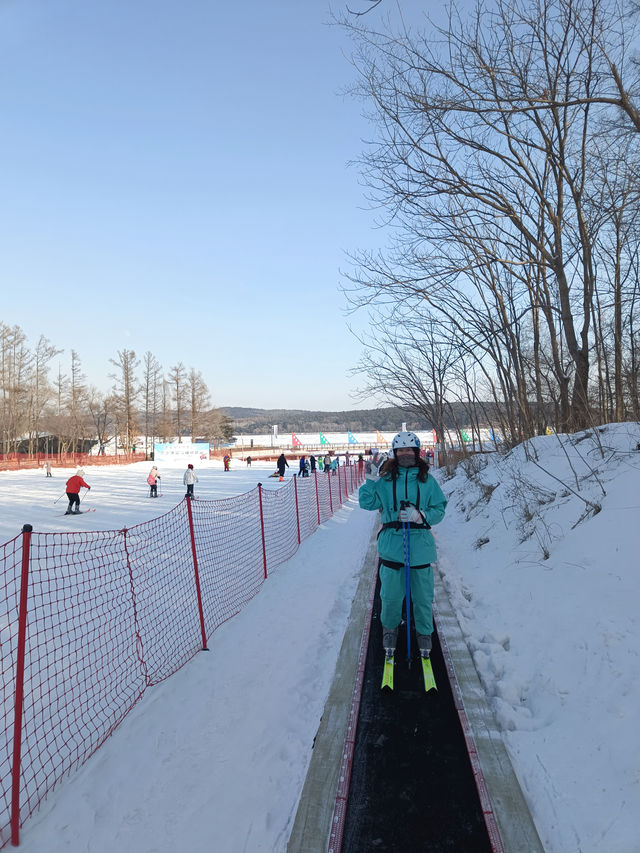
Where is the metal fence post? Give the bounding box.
[11,524,33,846]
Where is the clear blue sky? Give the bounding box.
[0,0,412,411]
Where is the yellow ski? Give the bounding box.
[421,655,437,692]
[381,655,394,690]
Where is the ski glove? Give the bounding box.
[398,506,423,524]
[364,461,378,480]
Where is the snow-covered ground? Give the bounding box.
[3,424,640,853]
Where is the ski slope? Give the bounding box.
[2,428,639,853]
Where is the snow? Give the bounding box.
[436,423,640,853]
[3,424,640,853]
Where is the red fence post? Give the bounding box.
[185,498,208,651]
[328,472,333,514]
[338,465,343,505]
[257,484,268,579]
[11,524,33,847]
[293,475,301,545]
[314,471,321,526]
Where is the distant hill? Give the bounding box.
[219,406,459,433]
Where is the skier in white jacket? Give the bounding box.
[183,464,199,498]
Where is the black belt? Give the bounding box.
[380,519,430,531]
[380,559,431,570]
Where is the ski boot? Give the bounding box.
[416,632,432,658]
[382,626,398,659]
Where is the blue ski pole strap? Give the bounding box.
[401,508,412,663]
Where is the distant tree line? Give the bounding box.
[0,322,234,456]
[340,0,640,444]
[220,404,506,434]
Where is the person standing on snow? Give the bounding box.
[44,460,52,477]
[147,466,161,497]
[183,463,198,498]
[223,454,231,471]
[358,431,447,659]
[276,453,289,481]
[309,454,316,473]
[65,468,91,514]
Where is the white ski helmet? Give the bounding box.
[391,431,421,456]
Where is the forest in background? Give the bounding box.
[220,404,498,434]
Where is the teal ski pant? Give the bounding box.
[379,563,434,636]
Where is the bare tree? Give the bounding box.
[340,0,639,432]
[142,352,163,458]
[109,349,140,452]
[0,323,30,454]
[29,335,62,455]
[168,362,187,442]
[87,388,115,453]
[187,368,210,442]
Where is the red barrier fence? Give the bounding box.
[0,453,146,472]
[0,464,363,848]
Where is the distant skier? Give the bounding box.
[147,466,161,497]
[65,469,91,514]
[43,460,52,477]
[298,456,308,477]
[309,454,316,473]
[276,453,289,481]
[223,454,231,472]
[323,452,331,473]
[183,464,198,498]
[246,455,252,467]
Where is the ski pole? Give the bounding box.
[400,500,412,667]
[53,492,66,505]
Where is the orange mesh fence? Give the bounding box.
[121,503,206,685]
[0,467,364,848]
[259,483,299,571]
[0,534,22,844]
[187,490,265,641]
[295,477,320,542]
[15,530,148,834]
[316,469,334,524]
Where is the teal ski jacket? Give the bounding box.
[358,466,447,567]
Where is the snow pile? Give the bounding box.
[436,422,640,853]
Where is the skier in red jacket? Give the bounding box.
[65,469,91,514]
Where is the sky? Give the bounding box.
[0,0,419,411]
[1,422,639,852]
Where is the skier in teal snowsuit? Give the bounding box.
[358,431,447,657]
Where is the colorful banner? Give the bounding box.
[432,430,437,444]
[545,426,554,435]
[376,430,386,444]
[347,431,358,444]
[292,433,302,447]
[489,429,502,443]
[461,430,471,442]
[319,433,329,445]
